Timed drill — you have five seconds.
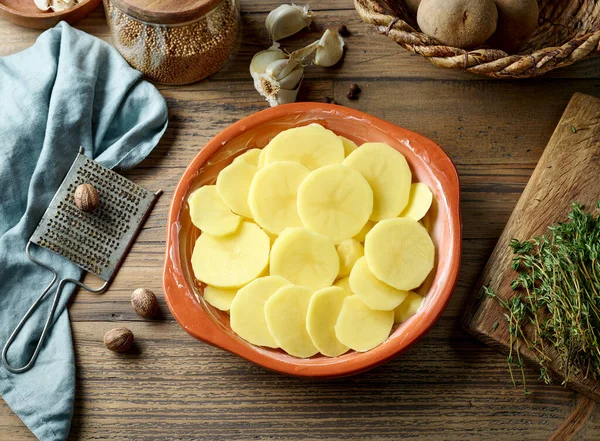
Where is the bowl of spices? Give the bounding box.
[103,0,240,85]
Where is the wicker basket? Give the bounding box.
[355,0,600,78]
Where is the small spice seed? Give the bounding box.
[131,288,159,319]
[347,83,361,100]
[104,327,134,353]
[74,183,99,213]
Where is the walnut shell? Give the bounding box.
[74,183,99,213]
[131,288,159,319]
[104,327,134,352]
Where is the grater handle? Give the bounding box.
[2,243,107,374]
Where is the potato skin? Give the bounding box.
[405,0,422,14]
[490,0,539,53]
[417,0,498,48]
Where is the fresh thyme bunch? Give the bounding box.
[486,202,600,391]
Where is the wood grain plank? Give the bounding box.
[0,320,592,440]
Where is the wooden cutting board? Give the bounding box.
[462,92,600,401]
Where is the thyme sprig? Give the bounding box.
[486,202,600,391]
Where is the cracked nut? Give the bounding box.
[74,183,99,213]
[104,327,134,353]
[131,288,159,319]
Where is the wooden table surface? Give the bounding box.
[2,1,600,440]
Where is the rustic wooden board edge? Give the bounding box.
[462,92,600,402]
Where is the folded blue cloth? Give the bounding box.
[0,22,168,440]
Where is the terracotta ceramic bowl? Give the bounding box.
[0,0,101,30]
[164,103,461,378]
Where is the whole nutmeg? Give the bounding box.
[131,288,159,319]
[104,327,134,353]
[74,183,99,213]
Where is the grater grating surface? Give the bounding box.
[29,151,159,281]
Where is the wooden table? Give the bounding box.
[2,2,600,440]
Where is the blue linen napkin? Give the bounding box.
[0,22,168,440]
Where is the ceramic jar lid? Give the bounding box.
[110,0,224,24]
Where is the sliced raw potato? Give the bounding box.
[394,291,424,324]
[297,164,373,244]
[191,222,270,288]
[234,148,261,166]
[216,160,257,219]
[334,277,353,294]
[249,161,310,235]
[306,287,350,357]
[365,218,435,291]
[188,185,241,236]
[335,296,394,352]
[230,276,290,348]
[337,239,364,277]
[353,220,375,243]
[340,136,358,157]
[263,124,344,170]
[270,227,339,290]
[400,183,433,221]
[343,142,412,221]
[349,256,408,310]
[204,285,237,311]
[257,147,268,168]
[265,285,318,358]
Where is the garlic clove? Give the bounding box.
[34,0,51,11]
[275,64,304,90]
[250,48,287,79]
[265,4,313,42]
[314,29,345,67]
[274,85,302,106]
[289,40,319,64]
[50,0,78,12]
[265,58,302,83]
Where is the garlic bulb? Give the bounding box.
[34,0,79,12]
[314,29,345,67]
[265,4,313,42]
[250,43,318,107]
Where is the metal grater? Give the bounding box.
[2,148,161,374]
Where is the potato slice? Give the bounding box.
[365,218,435,291]
[335,296,394,352]
[265,285,318,358]
[191,221,270,288]
[204,285,237,311]
[394,291,424,324]
[230,276,290,348]
[353,220,375,243]
[337,239,364,278]
[216,160,257,219]
[248,161,310,235]
[188,185,241,236]
[297,164,373,244]
[339,136,358,157]
[343,142,412,221]
[400,183,433,221]
[349,256,408,310]
[263,124,344,170]
[306,287,350,357]
[334,277,353,294]
[270,227,339,290]
[234,148,261,166]
[257,147,267,168]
